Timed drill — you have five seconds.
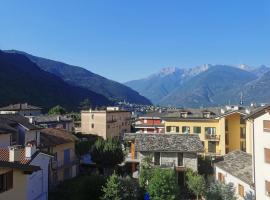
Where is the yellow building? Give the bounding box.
[40,128,79,187]
[164,106,251,156]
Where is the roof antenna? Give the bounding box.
[240,92,244,105]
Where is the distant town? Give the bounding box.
[0,101,268,200]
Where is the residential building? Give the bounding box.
[40,128,79,187]
[81,107,131,139]
[0,114,41,146]
[0,143,51,200]
[164,106,250,156]
[245,104,270,199]
[123,133,203,182]
[27,115,74,132]
[0,103,42,116]
[135,115,164,133]
[215,150,255,199]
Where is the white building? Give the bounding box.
[215,150,255,199]
[0,103,42,116]
[245,105,270,200]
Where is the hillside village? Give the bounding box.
[0,101,268,200]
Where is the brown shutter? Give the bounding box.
[265,181,270,193]
[264,120,270,132]
[265,148,270,164]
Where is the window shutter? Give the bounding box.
[264,120,270,132]
[265,148,270,164]
[265,180,270,193]
[6,171,13,190]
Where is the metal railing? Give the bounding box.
[205,134,220,141]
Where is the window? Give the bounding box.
[166,126,171,133]
[178,153,183,166]
[265,180,270,196]
[166,126,179,133]
[240,141,246,152]
[193,127,201,134]
[225,147,229,154]
[205,127,216,135]
[240,127,246,139]
[264,148,270,164]
[264,120,270,132]
[225,119,229,131]
[218,172,225,183]
[225,133,229,145]
[91,123,94,128]
[0,171,13,193]
[91,114,94,119]
[182,126,190,134]
[154,152,160,165]
[238,184,244,197]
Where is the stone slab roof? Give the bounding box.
[124,133,204,152]
[32,115,73,123]
[0,103,42,111]
[215,150,253,186]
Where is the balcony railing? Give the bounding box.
[205,134,220,141]
[52,157,79,170]
[107,119,117,123]
[204,148,221,156]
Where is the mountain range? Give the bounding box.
[125,64,270,107]
[0,50,111,111]
[4,50,151,107]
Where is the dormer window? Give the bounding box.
[202,111,211,118]
[180,112,188,118]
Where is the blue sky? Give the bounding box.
[0,0,269,82]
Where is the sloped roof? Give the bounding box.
[244,104,270,119]
[0,148,41,172]
[215,150,253,185]
[0,103,42,111]
[124,133,204,152]
[32,115,73,123]
[40,128,77,147]
[0,114,40,130]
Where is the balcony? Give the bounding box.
[204,149,221,156]
[52,157,80,170]
[205,134,220,141]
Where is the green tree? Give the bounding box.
[186,169,206,200]
[139,155,153,189]
[147,168,179,200]
[120,176,141,200]
[91,138,124,173]
[101,172,122,200]
[48,105,67,115]
[206,182,237,200]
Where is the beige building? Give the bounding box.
[81,107,131,139]
[40,128,79,188]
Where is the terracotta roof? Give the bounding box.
[215,150,253,186]
[124,133,204,152]
[40,128,77,147]
[0,103,42,111]
[0,147,41,172]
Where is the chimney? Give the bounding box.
[9,145,23,162]
[25,141,37,159]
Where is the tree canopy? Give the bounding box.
[48,105,67,115]
[186,169,206,200]
[91,138,124,168]
[147,168,179,200]
[206,182,237,200]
